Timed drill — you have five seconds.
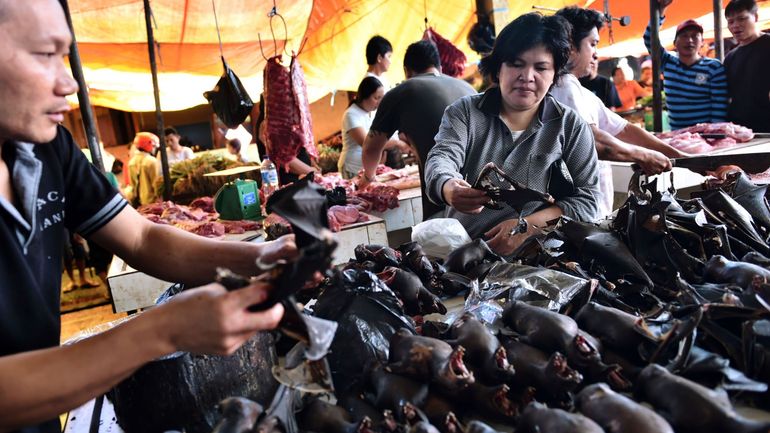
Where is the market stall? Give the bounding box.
[9,0,770,432]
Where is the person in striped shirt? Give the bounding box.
[644,0,729,130]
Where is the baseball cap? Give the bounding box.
[675,19,704,38]
[134,132,159,153]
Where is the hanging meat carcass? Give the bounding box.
[423,27,466,78]
[263,54,318,169]
[290,55,319,161]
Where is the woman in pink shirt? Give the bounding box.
[613,67,650,112]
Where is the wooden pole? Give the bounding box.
[650,0,663,132]
[143,0,171,201]
[59,0,105,173]
[714,0,725,61]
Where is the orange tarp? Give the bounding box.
[590,0,770,58]
[68,0,740,112]
[69,0,477,111]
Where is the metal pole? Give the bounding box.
[143,0,171,201]
[714,0,724,61]
[650,0,663,132]
[59,0,105,173]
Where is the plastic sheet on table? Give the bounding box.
[481,262,590,311]
[66,283,188,346]
[442,280,506,325]
[63,314,136,346]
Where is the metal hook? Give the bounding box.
[258,2,291,60]
[257,33,270,61]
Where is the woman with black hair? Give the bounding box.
[339,76,385,178]
[425,12,600,256]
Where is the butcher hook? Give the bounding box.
[258,0,290,61]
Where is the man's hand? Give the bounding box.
[442,178,489,214]
[356,173,374,190]
[636,148,672,175]
[484,218,541,256]
[156,278,284,356]
[257,234,298,265]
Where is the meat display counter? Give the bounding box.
[369,187,424,232]
[611,137,770,195]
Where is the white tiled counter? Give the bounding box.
[369,187,424,232]
[611,138,770,194]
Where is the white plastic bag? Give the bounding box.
[411,218,472,259]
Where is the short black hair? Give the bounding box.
[403,40,441,73]
[555,7,605,49]
[164,126,178,136]
[726,0,758,17]
[354,76,383,104]
[366,36,392,65]
[111,159,123,174]
[478,12,572,84]
[227,138,241,152]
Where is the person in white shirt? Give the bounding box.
[339,76,385,178]
[225,124,255,164]
[551,7,685,217]
[163,127,194,164]
[226,138,250,163]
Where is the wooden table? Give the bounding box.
[369,187,424,232]
[611,138,770,194]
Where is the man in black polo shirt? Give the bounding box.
[579,63,623,110]
[359,40,477,219]
[0,1,294,432]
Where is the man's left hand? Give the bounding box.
[484,219,541,256]
[356,174,373,190]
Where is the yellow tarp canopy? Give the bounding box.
[71,0,748,111]
[68,0,591,112]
